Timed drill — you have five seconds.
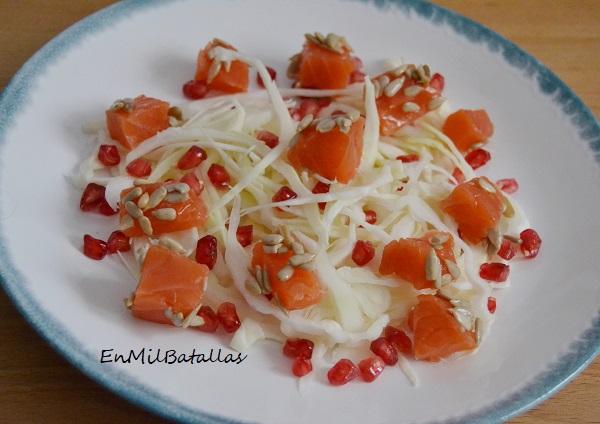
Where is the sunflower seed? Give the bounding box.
[450,299,472,310]
[416,65,430,84]
[372,79,382,99]
[279,224,294,245]
[261,266,272,294]
[181,303,203,328]
[487,227,502,250]
[429,233,450,246]
[120,214,134,231]
[138,216,153,236]
[133,178,152,186]
[425,248,441,281]
[428,97,446,110]
[165,191,189,204]
[136,192,149,209]
[277,265,295,282]
[291,241,304,255]
[206,48,217,60]
[403,85,424,97]
[402,102,420,113]
[384,77,404,97]
[110,99,125,111]
[145,186,167,210]
[289,253,316,267]
[316,117,336,133]
[152,207,177,221]
[263,243,281,254]
[187,315,206,327]
[445,259,461,280]
[254,265,263,285]
[272,293,290,316]
[168,106,183,120]
[297,261,316,271]
[390,64,409,77]
[278,246,290,254]
[158,237,186,254]
[166,182,190,194]
[504,234,522,244]
[346,110,360,122]
[122,187,143,204]
[314,32,326,43]
[263,233,284,246]
[474,318,483,345]
[124,296,133,309]
[441,274,453,286]
[296,114,314,133]
[336,116,352,133]
[207,60,222,83]
[377,75,390,90]
[124,201,143,219]
[289,133,300,148]
[477,178,497,193]
[502,197,515,218]
[245,278,262,295]
[449,308,473,331]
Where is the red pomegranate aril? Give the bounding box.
[429,72,445,91]
[257,66,277,88]
[292,357,313,377]
[126,158,152,178]
[256,130,279,149]
[196,305,220,333]
[349,70,366,84]
[98,144,120,167]
[107,230,130,254]
[352,240,375,266]
[283,338,314,359]
[370,337,398,366]
[216,302,241,333]
[177,146,207,170]
[479,262,510,282]
[358,357,385,383]
[384,326,412,355]
[487,296,497,314]
[80,183,106,211]
[207,164,231,188]
[83,234,107,260]
[273,186,297,211]
[452,167,466,184]
[352,56,363,71]
[182,79,209,100]
[364,209,377,225]
[465,148,491,170]
[195,235,218,270]
[520,228,542,259]
[327,359,359,386]
[180,172,204,195]
[98,199,118,216]
[236,225,253,247]
[312,181,330,210]
[497,238,518,260]
[397,154,420,163]
[294,98,322,121]
[496,178,519,194]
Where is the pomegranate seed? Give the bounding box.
[216,302,241,333]
[429,73,445,91]
[496,178,519,194]
[292,357,313,377]
[256,130,279,149]
[312,181,330,210]
[370,337,398,366]
[364,210,377,225]
[257,66,277,88]
[520,228,542,259]
[107,230,130,254]
[236,225,253,247]
[195,235,218,270]
[207,164,231,188]
[352,240,375,266]
[182,79,209,100]
[349,70,366,84]
[196,305,220,333]
[292,98,322,121]
[126,158,152,178]
[98,144,120,167]
[358,357,385,383]
[479,262,510,282]
[327,359,359,386]
[497,239,518,260]
[465,148,491,169]
[487,296,497,314]
[98,199,118,216]
[384,326,412,356]
[272,186,297,211]
[80,183,106,211]
[396,154,420,163]
[452,168,466,184]
[177,146,207,170]
[83,234,107,260]
[180,172,204,195]
[352,56,363,71]
[283,338,314,359]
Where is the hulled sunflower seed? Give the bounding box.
[262,243,281,254]
[296,261,316,271]
[168,106,183,120]
[291,241,304,255]
[487,227,502,250]
[416,65,430,84]
[277,265,295,282]
[120,214,135,231]
[181,303,203,328]
[122,187,143,204]
[372,79,382,99]
[124,201,143,219]
[384,77,404,97]
[502,197,515,218]
[279,224,294,245]
[262,233,284,246]
[133,178,152,186]
[138,216,153,236]
[425,248,441,281]
[296,114,314,133]
[277,246,290,254]
[450,299,472,310]
[377,74,390,90]
[474,318,483,345]
[166,182,190,194]
[186,315,206,327]
[207,60,222,83]
[137,192,150,209]
[402,102,420,113]
[336,116,352,133]
[316,117,336,133]
[429,233,450,246]
[152,208,177,221]
[145,186,167,210]
[346,109,360,122]
[504,234,522,244]
[477,178,497,193]
[404,85,424,97]
[428,97,446,110]
[165,191,189,204]
[158,237,186,254]
[124,296,133,309]
[289,253,316,268]
[445,259,461,280]
[261,266,272,294]
[449,308,473,331]
[391,64,409,77]
[272,293,290,316]
[245,278,262,295]
[441,274,453,286]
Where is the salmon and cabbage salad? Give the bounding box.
[76,33,542,385]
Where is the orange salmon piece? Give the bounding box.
[251,242,323,311]
[106,95,170,151]
[288,116,365,184]
[442,109,494,153]
[195,39,249,94]
[131,245,208,325]
[296,38,355,89]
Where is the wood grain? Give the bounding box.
[0,1,598,423]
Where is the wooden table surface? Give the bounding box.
[1,1,598,423]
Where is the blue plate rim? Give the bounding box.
[0,0,599,423]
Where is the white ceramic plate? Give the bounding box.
[1,1,599,423]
